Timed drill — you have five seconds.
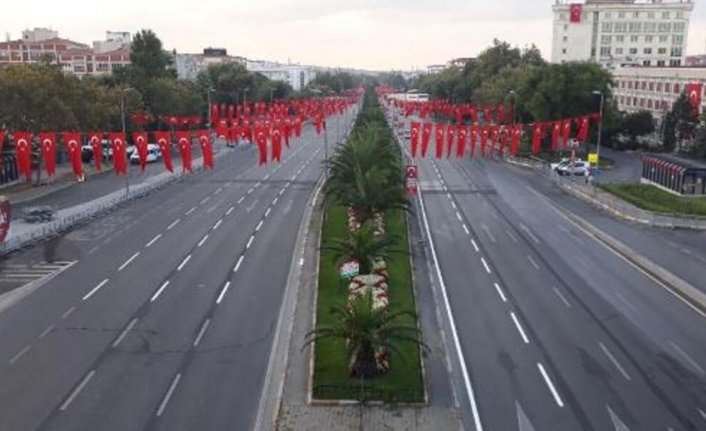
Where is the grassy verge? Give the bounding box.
[600,183,706,217]
[312,203,424,402]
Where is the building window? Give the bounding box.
[674,83,680,93]
[630,35,639,43]
[644,47,653,54]
[658,23,672,33]
[662,11,670,19]
[649,82,655,91]
[644,22,657,32]
[559,12,566,21]
[618,11,625,19]
[670,59,682,67]
[658,48,667,55]
[657,60,665,67]
[676,11,684,19]
[645,35,653,43]
[648,99,653,108]
[673,22,685,32]
[616,35,625,43]
[633,11,640,19]
[615,47,624,55]
[600,47,611,57]
[671,47,682,57]
[644,60,652,66]
[673,35,684,45]
[648,11,655,19]
[629,47,638,55]
[602,22,613,33]
[564,24,568,31]
[657,82,663,91]
[605,12,612,19]
[665,83,671,92]
[642,81,647,90]
[563,36,568,42]
[562,48,567,54]
[629,22,642,32]
[614,23,627,33]
[601,35,611,44]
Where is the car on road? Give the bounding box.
[129,144,161,164]
[555,160,590,176]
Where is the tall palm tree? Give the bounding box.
[324,220,400,274]
[304,291,426,379]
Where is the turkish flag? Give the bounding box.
[531,123,545,155]
[446,126,456,158]
[483,107,494,124]
[271,128,283,163]
[256,126,268,165]
[38,133,57,177]
[227,104,235,121]
[551,121,561,151]
[497,106,505,124]
[176,131,193,172]
[470,126,478,157]
[154,131,174,173]
[62,133,83,179]
[14,132,33,179]
[215,119,229,141]
[211,104,220,125]
[511,125,523,156]
[455,109,463,125]
[109,133,127,175]
[480,127,489,157]
[490,126,500,157]
[132,132,149,172]
[687,83,703,118]
[410,122,420,158]
[294,116,303,138]
[283,119,291,147]
[570,4,582,23]
[470,108,479,124]
[576,116,590,142]
[196,130,214,169]
[499,127,510,155]
[87,133,103,172]
[435,124,445,159]
[421,123,433,157]
[456,127,467,158]
[562,119,572,148]
[0,130,6,160]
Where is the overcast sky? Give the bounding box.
[2,0,705,70]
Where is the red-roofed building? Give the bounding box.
[0,28,131,76]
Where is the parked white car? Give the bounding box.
[130,144,161,164]
[556,160,590,176]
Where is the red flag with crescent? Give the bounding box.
[109,132,127,175]
[154,131,174,173]
[410,122,420,158]
[511,125,523,156]
[470,126,478,157]
[570,4,582,23]
[576,116,590,142]
[39,133,57,177]
[446,125,456,158]
[14,132,33,179]
[456,126,467,158]
[294,116,303,138]
[480,127,489,157]
[421,123,432,157]
[87,133,103,172]
[562,119,572,148]
[176,131,193,172]
[62,132,83,179]
[434,124,445,159]
[196,130,214,169]
[551,121,561,151]
[531,123,545,155]
[132,132,149,172]
[255,125,268,166]
[271,128,283,163]
[687,83,703,118]
[0,130,5,159]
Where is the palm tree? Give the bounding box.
[324,220,400,274]
[304,291,426,379]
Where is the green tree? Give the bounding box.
[304,291,425,379]
[622,110,654,148]
[197,62,255,104]
[325,221,400,275]
[130,29,175,80]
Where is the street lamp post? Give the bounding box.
[120,86,141,199]
[206,87,215,128]
[592,90,605,167]
[508,90,517,127]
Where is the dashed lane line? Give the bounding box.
[59,370,96,411]
[599,342,632,381]
[166,219,181,231]
[216,281,231,304]
[233,256,244,273]
[537,363,564,408]
[553,287,572,308]
[150,281,170,302]
[112,318,139,348]
[82,278,110,301]
[177,254,191,272]
[193,319,210,347]
[197,235,209,247]
[145,234,162,248]
[118,252,140,271]
[9,345,31,365]
[494,283,507,303]
[480,257,491,274]
[510,312,530,344]
[156,373,182,417]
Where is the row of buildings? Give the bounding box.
[0,28,317,91]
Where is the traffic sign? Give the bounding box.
[406,165,418,196]
[406,165,418,179]
[588,153,598,165]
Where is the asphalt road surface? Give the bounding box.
[0,116,340,431]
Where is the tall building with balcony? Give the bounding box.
[551,0,694,69]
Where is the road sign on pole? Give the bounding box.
[406,165,418,196]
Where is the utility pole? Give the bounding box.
[120,89,130,199]
[593,90,605,166]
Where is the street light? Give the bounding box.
[508,90,517,126]
[592,90,605,167]
[120,86,141,199]
[206,87,215,128]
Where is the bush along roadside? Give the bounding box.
[305,87,426,403]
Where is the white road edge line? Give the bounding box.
[9,345,31,365]
[537,363,564,408]
[480,257,491,274]
[185,206,197,216]
[216,281,231,304]
[112,318,139,348]
[177,254,191,272]
[255,221,264,232]
[61,306,76,319]
[233,256,245,273]
[197,234,209,247]
[167,219,181,230]
[553,287,572,308]
[151,281,171,302]
[118,252,140,271]
[510,312,530,344]
[193,319,210,347]
[494,283,507,303]
[265,207,272,218]
[237,197,245,204]
[38,323,56,339]
[156,373,182,417]
[417,179,484,431]
[455,211,462,222]
[82,278,110,301]
[145,234,162,248]
[246,235,255,249]
[60,370,96,411]
[527,255,540,270]
[462,224,470,235]
[599,342,632,381]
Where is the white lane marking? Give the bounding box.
[265,207,272,218]
[471,239,480,252]
[669,341,705,375]
[112,318,138,348]
[505,229,518,243]
[417,172,484,431]
[177,255,192,272]
[272,197,279,206]
[237,197,245,204]
[233,256,245,273]
[214,187,223,195]
[213,219,223,230]
[216,281,231,304]
[62,306,76,319]
[455,211,462,222]
[264,174,270,181]
[615,292,637,313]
[246,235,255,249]
[299,258,304,266]
[39,323,56,339]
[145,234,162,248]
[185,206,197,216]
[519,223,541,244]
[226,206,235,216]
[480,257,491,274]
[118,252,140,271]
[481,224,496,243]
[537,363,564,408]
[197,235,209,247]
[254,182,262,188]
[510,312,530,344]
[247,187,255,194]
[193,319,210,347]
[494,283,507,303]
[599,342,632,381]
[698,408,706,423]
[527,255,540,270]
[9,345,31,365]
[279,189,285,196]
[60,370,96,411]
[200,196,211,205]
[462,224,470,235]
[167,219,181,230]
[553,287,572,308]
[255,221,264,232]
[151,281,171,302]
[447,193,452,200]
[82,278,110,301]
[451,201,457,210]
[156,373,182,417]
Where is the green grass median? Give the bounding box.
[600,183,706,217]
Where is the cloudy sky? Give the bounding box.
[2,0,705,70]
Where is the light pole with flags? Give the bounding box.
[120,86,141,199]
[592,90,604,168]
